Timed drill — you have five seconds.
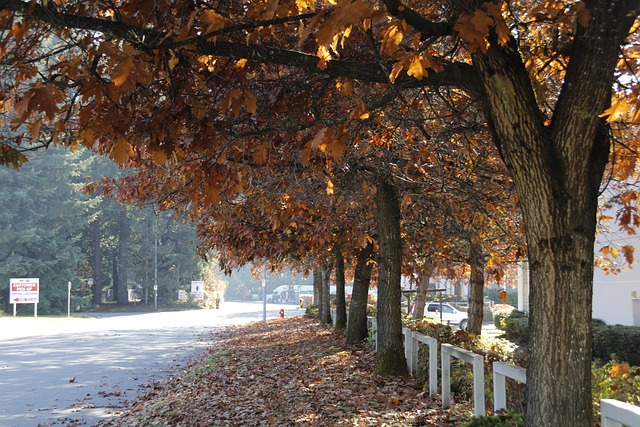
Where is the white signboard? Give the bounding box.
[10,278,40,303]
[178,289,188,300]
[191,280,204,300]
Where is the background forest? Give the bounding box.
[0,146,268,314]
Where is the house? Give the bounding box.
[517,234,640,327]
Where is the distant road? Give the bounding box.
[0,301,305,427]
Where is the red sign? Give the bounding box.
[10,278,40,304]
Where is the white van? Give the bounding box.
[423,302,468,330]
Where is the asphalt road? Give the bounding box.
[0,301,305,427]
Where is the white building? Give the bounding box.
[517,235,640,327]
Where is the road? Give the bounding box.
[0,301,305,427]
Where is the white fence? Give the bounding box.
[405,328,438,396]
[365,318,638,421]
[441,343,485,416]
[493,361,527,412]
[601,399,640,427]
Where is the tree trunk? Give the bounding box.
[412,263,433,319]
[346,242,375,344]
[375,179,407,375]
[116,205,129,305]
[320,260,332,324]
[334,245,347,330]
[460,1,635,423]
[111,258,118,302]
[313,267,322,313]
[467,239,484,335]
[92,218,102,305]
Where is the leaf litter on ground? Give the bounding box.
[96,315,473,426]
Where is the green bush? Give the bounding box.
[592,324,640,366]
[305,304,319,318]
[502,316,529,343]
[492,306,516,329]
[463,411,524,427]
[592,358,640,422]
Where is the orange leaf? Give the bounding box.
[244,90,257,114]
[110,137,134,165]
[325,139,347,160]
[454,9,493,53]
[622,245,635,266]
[254,143,267,165]
[295,0,315,12]
[407,55,427,80]
[201,10,225,33]
[326,179,334,195]
[151,149,168,165]
[112,57,134,86]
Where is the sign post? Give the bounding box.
[10,278,40,318]
[191,281,204,300]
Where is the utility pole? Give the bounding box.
[154,207,158,310]
[67,281,71,318]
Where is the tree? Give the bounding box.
[346,242,375,344]
[0,147,89,313]
[1,2,639,424]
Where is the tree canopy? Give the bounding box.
[1,1,639,425]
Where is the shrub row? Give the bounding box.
[593,323,640,366]
[492,310,640,367]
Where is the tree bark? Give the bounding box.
[313,267,322,313]
[116,205,129,305]
[346,242,375,344]
[468,239,484,335]
[375,179,407,375]
[334,245,347,330]
[412,263,433,319]
[320,260,332,325]
[457,1,636,423]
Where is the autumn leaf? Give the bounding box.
[202,183,222,206]
[28,117,42,141]
[483,1,511,46]
[110,137,134,165]
[295,0,315,12]
[381,24,404,55]
[97,317,468,427]
[454,9,494,53]
[112,57,135,86]
[407,54,427,80]
[244,90,257,114]
[326,178,334,195]
[221,88,243,116]
[324,139,347,160]
[254,143,267,165]
[622,245,635,266]
[168,50,179,70]
[201,10,226,34]
[151,149,168,165]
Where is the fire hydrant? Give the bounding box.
[279,309,285,318]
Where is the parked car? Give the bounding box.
[424,302,468,330]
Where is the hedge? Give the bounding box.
[592,323,640,366]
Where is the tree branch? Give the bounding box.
[0,0,482,93]
[381,0,452,38]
